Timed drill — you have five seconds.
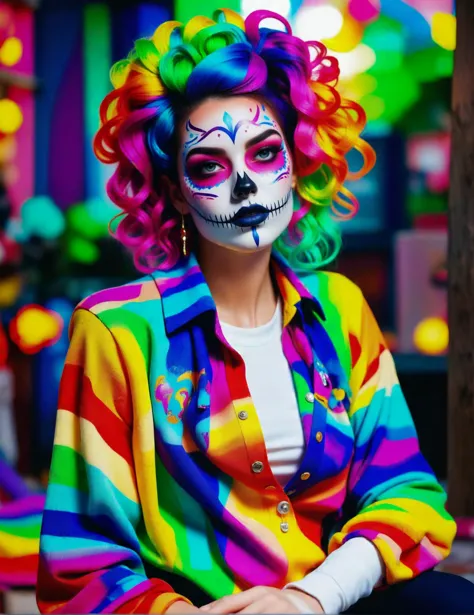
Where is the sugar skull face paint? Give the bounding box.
[177,96,294,252]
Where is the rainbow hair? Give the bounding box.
[94,9,375,273]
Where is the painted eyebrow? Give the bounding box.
[245,128,282,148]
[185,129,283,161]
[186,147,225,162]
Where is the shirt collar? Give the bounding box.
[151,252,325,336]
[271,252,325,327]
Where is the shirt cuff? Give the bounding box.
[284,537,384,614]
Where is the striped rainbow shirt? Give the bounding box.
[37,253,456,614]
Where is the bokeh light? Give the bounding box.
[348,0,380,23]
[0,231,21,266]
[413,317,449,355]
[67,202,108,240]
[0,134,17,165]
[406,46,453,83]
[67,236,100,264]
[9,305,64,355]
[362,15,404,74]
[0,275,22,308]
[332,44,376,79]
[359,93,385,121]
[0,99,23,135]
[323,11,363,53]
[294,5,343,41]
[85,197,120,224]
[21,196,65,240]
[405,0,454,24]
[0,323,8,367]
[0,4,15,49]
[431,12,456,51]
[0,36,23,67]
[241,0,291,19]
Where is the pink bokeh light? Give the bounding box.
[403,0,454,22]
[348,0,381,23]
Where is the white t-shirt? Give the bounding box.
[221,301,305,486]
[221,303,383,614]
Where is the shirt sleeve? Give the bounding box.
[284,537,383,613]
[37,308,191,614]
[328,289,456,584]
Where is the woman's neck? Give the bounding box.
[197,239,278,328]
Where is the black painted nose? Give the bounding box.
[233,172,257,199]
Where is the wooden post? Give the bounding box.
[447,0,474,516]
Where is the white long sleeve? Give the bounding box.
[284,538,384,614]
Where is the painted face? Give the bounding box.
[177,96,294,252]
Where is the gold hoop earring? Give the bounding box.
[180,214,187,257]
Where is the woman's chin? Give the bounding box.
[196,223,288,254]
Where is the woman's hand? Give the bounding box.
[199,587,325,614]
[165,600,201,614]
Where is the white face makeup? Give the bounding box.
[177,96,294,252]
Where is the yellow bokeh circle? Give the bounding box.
[0,99,23,134]
[323,12,364,53]
[431,12,456,52]
[413,317,449,355]
[0,36,23,66]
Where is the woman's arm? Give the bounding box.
[328,289,456,584]
[37,309,192,614]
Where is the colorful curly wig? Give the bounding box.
[94,8,375,273]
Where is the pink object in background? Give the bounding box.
[3,8,35,216]
[395,230,447,353]
[0,3,15,47]
[404,0,454,23]
[413,213,448,230]
[456,518,474,540]
[407,132,451,194]
[348,0,380,23]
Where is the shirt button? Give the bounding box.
[277,501,290,515]
[316,431,324,443]
[280,522,289,533]
[305,392,315,403]
[300,471,311,481]
[252,461,264,474]
[333,388,346,401]
[238,411,248,420]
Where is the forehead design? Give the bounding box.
[183,104,275,150]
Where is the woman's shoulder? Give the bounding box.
[71,274,163,332]
[301,269,365,314]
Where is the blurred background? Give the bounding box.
[0,0,469,611]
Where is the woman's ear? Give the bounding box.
[291,174,297,189]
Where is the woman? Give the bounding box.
[37,9,474,615]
